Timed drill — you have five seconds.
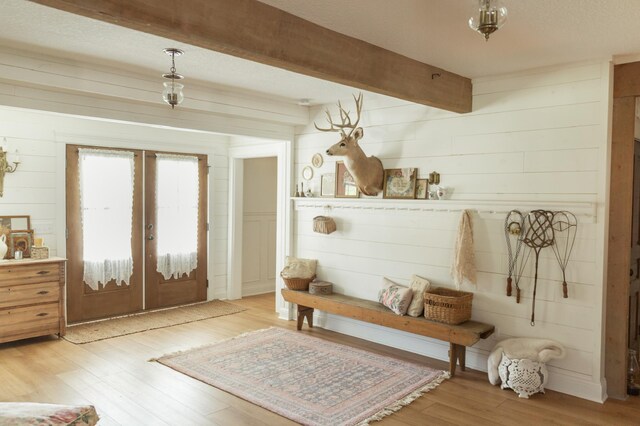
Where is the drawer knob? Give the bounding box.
[36,270,50,275]
[37,290,49,295]
[36,312,48,317]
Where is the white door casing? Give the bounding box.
[227,139,293,320]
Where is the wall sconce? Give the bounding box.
[0,137,20,197]
[428,171,440,185]
[162,48,185,109]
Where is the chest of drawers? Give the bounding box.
[0,257,66,344]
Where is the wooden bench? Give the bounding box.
[281,289,495,376]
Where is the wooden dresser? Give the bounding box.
[0,257,66,344]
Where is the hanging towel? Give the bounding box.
[451,210,477,289]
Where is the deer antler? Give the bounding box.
[314,93,363,137]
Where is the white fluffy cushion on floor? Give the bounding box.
[0,402,99,426]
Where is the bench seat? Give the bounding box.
[281,289,494,376]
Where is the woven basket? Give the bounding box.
[423,287,473,325]
[313,216,336,235]
[30,246,49,260]
[281,273,316,291]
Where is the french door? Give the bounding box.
[66,145,208,323]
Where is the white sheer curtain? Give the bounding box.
[79,149,134,290]
[156,154,199,280]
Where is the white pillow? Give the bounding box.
[406,274,431,317]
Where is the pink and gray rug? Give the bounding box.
[156,327,448,426]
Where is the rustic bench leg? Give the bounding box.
[296,305,314,330]
[449,343,458,377]
[448,343,466,377]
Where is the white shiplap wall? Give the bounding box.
[0,106,230,301]
[292,61,611,402]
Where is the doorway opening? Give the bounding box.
[227,139,292,320]
[240,157,278,297]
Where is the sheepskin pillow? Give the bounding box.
[281,256,317,279]
[406,274,432,317]
[378,277,414,315]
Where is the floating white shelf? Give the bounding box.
[291,197,597,223]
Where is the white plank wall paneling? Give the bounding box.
[292,61,610,402]
[0,106,230,302]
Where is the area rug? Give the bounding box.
[155,327,448,426]
[64,300,246,344]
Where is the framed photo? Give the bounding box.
[415,179,428,199]
[335,161,360,198]
[321,173,335,197]
[383,168,417,199]
[0,215,31,238]
[9,230,34,258]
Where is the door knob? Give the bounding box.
[148,235,154,241]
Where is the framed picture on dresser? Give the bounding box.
[9,230,34,258]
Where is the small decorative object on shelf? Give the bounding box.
[305,188,313,197]
[415,179,428,199]
[383,168,417,199]
[321,174,335,197]
[31,246,50,260]
[0,234,7,260]
[311,153,323,168]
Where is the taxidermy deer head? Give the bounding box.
[314,93,384,196]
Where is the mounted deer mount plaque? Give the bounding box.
[314,94,384,196]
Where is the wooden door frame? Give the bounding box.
[606,61,640,399]
[227,139,293,320]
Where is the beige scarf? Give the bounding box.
[451,210,477,289]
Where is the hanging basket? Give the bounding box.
[423,287,473,325]
[313,216,336,235]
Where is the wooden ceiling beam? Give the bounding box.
[28,0,472,113]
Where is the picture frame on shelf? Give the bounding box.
[9,230,34,258]
[0,215,31,238]
[415,179,429,199]
[383,168,417,199]
[321,173,336,197]
[335,161,360,198]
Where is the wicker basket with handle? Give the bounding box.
[313,216,336,235]
[281,273,316,291]
[423,287,473,325]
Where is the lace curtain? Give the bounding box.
[156,154,199,280]
[79,149,134,290]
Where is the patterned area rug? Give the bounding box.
[64,300,246,344]
[156,327,448,426]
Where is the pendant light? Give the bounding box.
[468,0,508,41]
[162,48,185,109]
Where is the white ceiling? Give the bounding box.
[4,0,640,106]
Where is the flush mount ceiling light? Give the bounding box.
[468,0,508,41]
[162,48,185,109]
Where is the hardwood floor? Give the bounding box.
[1,293,640,425]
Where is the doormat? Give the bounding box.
[64,300,246,344]
[155,327,448,426]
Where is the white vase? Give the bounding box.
[0,234,7,260]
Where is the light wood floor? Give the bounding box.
[1,293,640,425]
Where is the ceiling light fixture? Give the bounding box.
[162,48,185,109]
[468,0,507,41]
